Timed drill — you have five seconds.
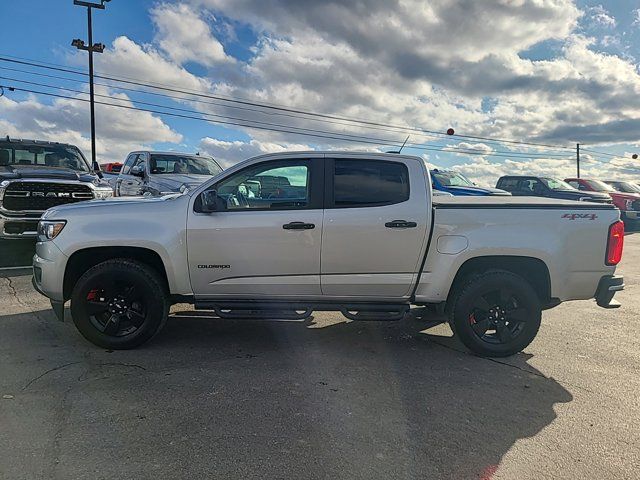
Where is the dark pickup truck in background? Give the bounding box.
[115,151,222,197]
[0,137,113,239]
[496,175,612,203]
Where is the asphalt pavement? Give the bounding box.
[0,236,638,479]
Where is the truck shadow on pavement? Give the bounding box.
[2,307,573,480]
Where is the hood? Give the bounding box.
[42,193,183,218]
[0,164,104,184]
[556,190,610,200]
[151,173,210,192]
[609,191,640,200]
[441,185,511,196]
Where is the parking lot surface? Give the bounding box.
[1,236,639,480]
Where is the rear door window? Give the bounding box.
[332,159,409,207]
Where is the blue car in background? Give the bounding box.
[430,169,511,196]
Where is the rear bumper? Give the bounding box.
[595,275,624,309]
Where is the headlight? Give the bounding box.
[0,180,9,208]
[37,220,67,242]
[93,187,114,199]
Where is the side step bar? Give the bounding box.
[194,301,410,321]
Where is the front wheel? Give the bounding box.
[449,271,542,357]
[70,259,169,349]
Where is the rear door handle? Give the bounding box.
[283,221,315,230]
[385,220,417,229]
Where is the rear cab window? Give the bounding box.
[331,159,410,208]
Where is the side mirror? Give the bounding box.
[199,189,225,213]
[131,165,145,177]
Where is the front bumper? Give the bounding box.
[0,213,40,238]
[32,241,67,302]
[595,275,624,309]
[622,211,640,220]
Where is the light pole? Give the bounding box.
[72,0,110,175]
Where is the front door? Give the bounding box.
[117,154,146,197]
[321,157,430,298]
[187,157,324,298]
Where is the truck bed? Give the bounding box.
[433,196,617,210]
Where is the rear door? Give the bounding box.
[187,156,324,297]
[320,156,430,298]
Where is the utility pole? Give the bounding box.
[72,0,110,175]
[576,143,580,178]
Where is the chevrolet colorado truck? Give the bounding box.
[115,151,222,197]
[32,152,625,357]
[0,137,113,238]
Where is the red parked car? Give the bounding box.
[565,177,640,225]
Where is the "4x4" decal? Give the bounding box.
[562,213,598,220]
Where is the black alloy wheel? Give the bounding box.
[450,271,542,357]
[71,259,169,349]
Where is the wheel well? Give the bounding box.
[448,256,551,305]
[63,247,168,300]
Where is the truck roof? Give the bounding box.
[0,136,78,149]
[244,151,424,163]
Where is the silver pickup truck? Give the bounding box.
[32,152,625,357]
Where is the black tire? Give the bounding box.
[449,271,541,357]
[70,259,169,349]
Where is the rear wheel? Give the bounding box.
[70,259,169,349]
[449,271,541,357]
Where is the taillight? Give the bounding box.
[606,221,624,266]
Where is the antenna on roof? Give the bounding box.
[398,135,410,153]
[387,135,410,154]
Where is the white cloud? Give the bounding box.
[150,3,234,67]
[0,88,182,163]
[587,5,617,28]
[199,137,311,167]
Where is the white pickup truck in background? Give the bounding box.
[32,152,625,357]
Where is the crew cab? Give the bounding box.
[0,137,113,238]
[33,152,624,357]
[431,169,510,196]
[566,178,640,225]
[496,176,612,203]
[115,151,222,197]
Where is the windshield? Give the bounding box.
[540,177,576,191]
[584,179,615,192]
[605,181,640,193]
[149,154,222,176]
[432,171,475,187]
[0,143,91,172]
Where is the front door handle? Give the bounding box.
[283,221,315,230]
[385,220,417,229]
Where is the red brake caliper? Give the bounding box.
[469,312,477,325]
[86,289,98,301]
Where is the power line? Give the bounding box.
[0,54,579,152]
[1,81,582,161]
[0,74,576,160]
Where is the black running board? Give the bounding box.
[194,300,410,322]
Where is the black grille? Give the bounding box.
[2,181,93,212]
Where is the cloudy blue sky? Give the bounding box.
[1,0,640,185]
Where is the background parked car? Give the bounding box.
[565,178,640,225]
[604,180,640,194]
[430,169,510,196]
[115,151,222,197]
[0,137,113,238]
[496,176,612,203]
[100,162,123,192]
